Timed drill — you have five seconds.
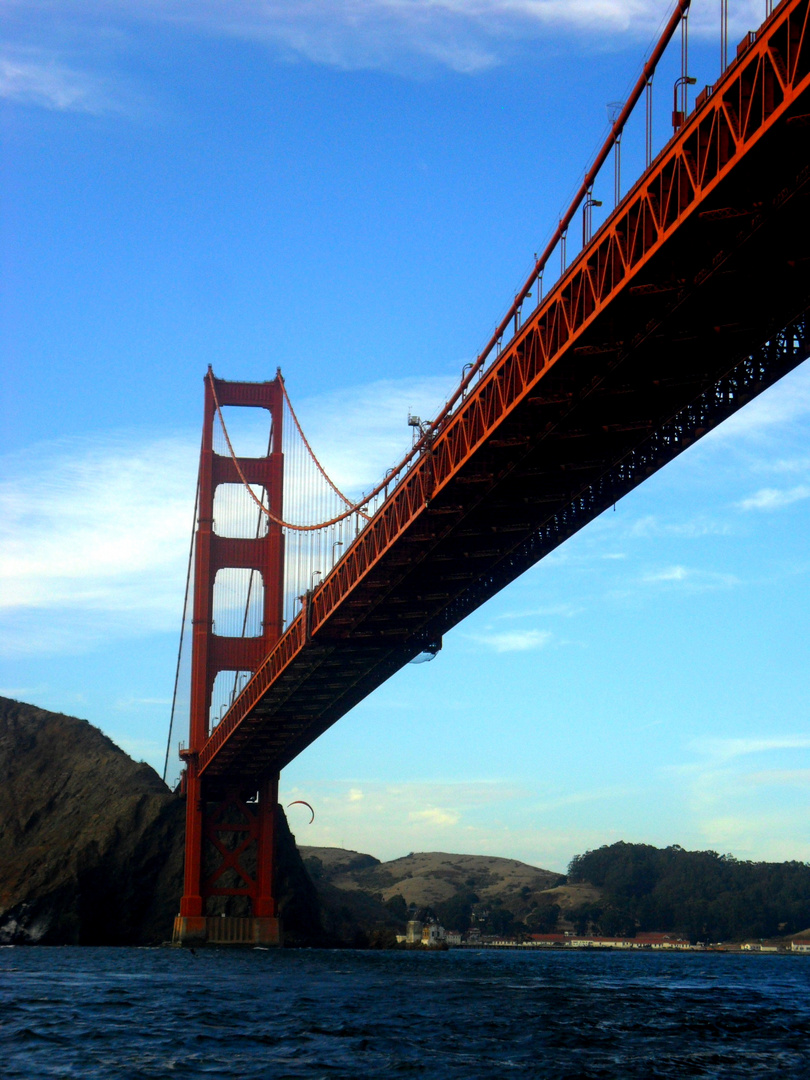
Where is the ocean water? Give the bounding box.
[1,946,808,1078]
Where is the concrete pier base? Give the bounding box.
[172,915,282,947]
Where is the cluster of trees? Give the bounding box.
[568,842,810,942]
[390,890,562,936]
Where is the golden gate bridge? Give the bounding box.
[166,0,810,945]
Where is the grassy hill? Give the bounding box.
[300,847,570,934]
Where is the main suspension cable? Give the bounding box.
[209,370,376,530]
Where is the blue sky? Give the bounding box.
[3,0,808,872]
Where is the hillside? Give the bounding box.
[301,847,561,905]
[300,846,570,934]
[0,697,320,945]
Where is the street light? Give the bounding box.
[672,75,697,131]
[582,190,603,247]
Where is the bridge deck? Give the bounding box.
[199,0,810,790]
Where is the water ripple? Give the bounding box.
[1,949,809,1077]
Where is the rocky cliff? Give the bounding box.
[0,697,321,945]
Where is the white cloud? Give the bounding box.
[348,787,364,802]
[696,811,810,859]
[190,0,651,72]
[753,456,810,475]
[468,628,552,652]
[0,50,124,113]
[531,785,635,813]
[1,0,771,83]
[643,564,688,583]
[409,806,460,826]
[639,565,738,589]
[738,485,810,512]
[0,432,197,656]
[691,735,810,763]
[742,769,810,789]
[496,603,580,620]
[629,515,732,539]
[0,684,48,700]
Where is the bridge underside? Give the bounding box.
[199,0,810,794]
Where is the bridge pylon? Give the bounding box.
[173,370,285,947]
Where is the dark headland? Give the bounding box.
[2,697,809,949]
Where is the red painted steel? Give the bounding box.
[191,0,810,788]
[179,372,284,924]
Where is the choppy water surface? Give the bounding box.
[1,947,808,1078]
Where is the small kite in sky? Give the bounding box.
[287,799,315,824]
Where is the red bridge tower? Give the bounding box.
[173,370,284,947]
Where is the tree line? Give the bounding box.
[567,842,810,942]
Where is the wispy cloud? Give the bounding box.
[738,485,810,512]
[690,735,810,763]
[409,806,460,826]
[696,811,810,860]
[496,603,580,620]
[2,0,769,85]
[468,628,552,653]
[642,564,688,583]
[629,515,732,539]
[532,785,635,813]
[742,769,810,789]
[752,456,810,475]
[0,431,197,656]
[186,0,659,72]
[661,733,810,860]
[0,684,49,700]
[640,564,738,589]
[0,49,126,113]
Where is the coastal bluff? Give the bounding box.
[0,697,319,945]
